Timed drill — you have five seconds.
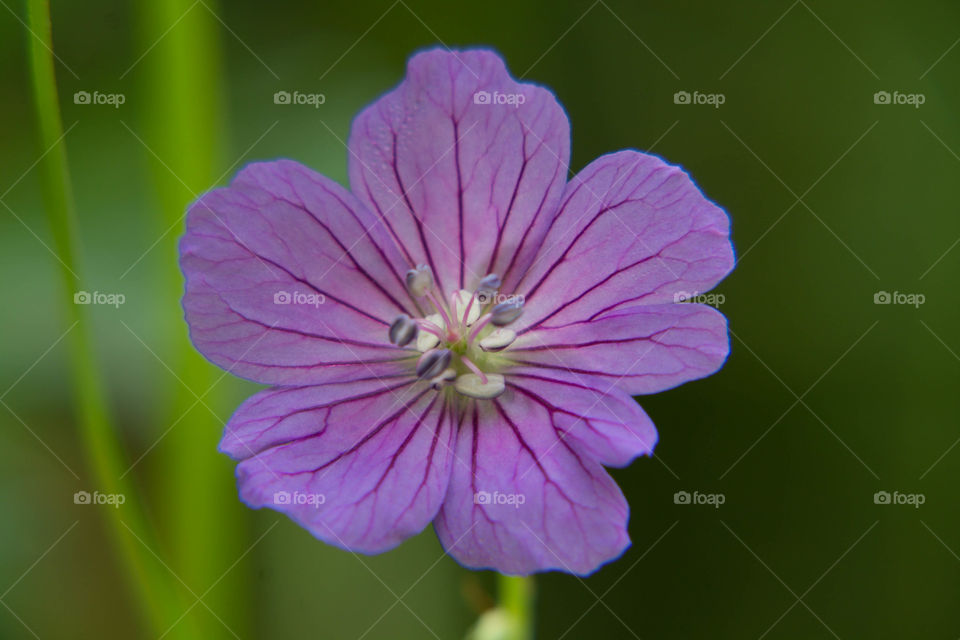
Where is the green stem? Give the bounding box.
[26,0,191,636]
[499,574,535,640]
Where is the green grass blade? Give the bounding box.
[25,0,195,636]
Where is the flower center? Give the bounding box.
[387,266,523,399]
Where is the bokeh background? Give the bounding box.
[2,0,960,637]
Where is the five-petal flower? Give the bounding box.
[179,48,734,575]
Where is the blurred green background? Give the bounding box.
[2,0,959,637]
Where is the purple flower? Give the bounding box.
[179,48,734,575]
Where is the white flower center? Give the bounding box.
[390,266,523,399]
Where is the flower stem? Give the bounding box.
[499,574,535,640]
[25,0,189,635]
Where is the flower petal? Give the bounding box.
[514,150,734,331]
[180,160,419,386]
[509,303,729,396]
[435,394,630,575]
[348,48,570,296]
[225,380,456,553]
[506,372,657,467]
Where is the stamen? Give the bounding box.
[399,270,517,395]
[416,317,444,338]
[453,289,481,327]
[416,348,452,379]
[450,290,461,324]
[479,328,516,352]
[467,313,493,344]
[429,368,457,390]
[405,264,433,297]
[454,373,505,399]
[415,315,442,351]
[425,289,454,335]
[460,356,488,384]
[490,299,524,326]
[461,291,476,326]
[388,314,418,347]
[418,333,440,352]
